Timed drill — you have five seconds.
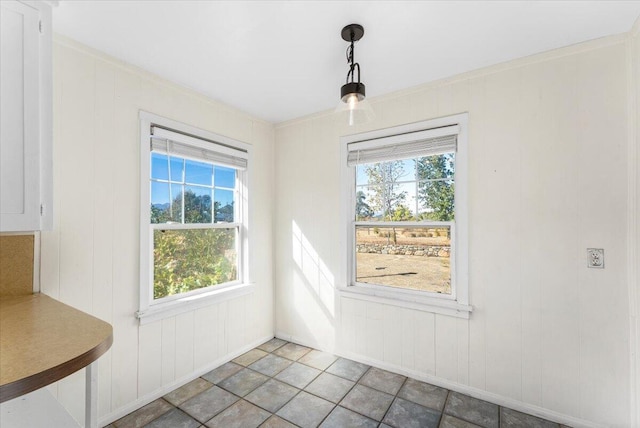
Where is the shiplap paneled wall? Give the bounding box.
[274,37,632,426]
[40,36,275,426]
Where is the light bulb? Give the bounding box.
[347,93,358,110]
[347,94,358,126]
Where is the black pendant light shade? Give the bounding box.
[341,82,365,102]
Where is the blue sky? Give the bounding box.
[150,153,235,210]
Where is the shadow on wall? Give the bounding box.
[290,220,336,345]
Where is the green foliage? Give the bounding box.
[183,190,212,223]
[151,190,235,225]
[215,202,234,223]
[151,199,180,223]
[390,204,414,221]
[417,154,455,221]
[153,228,236,300]
[150,189,237,300]
[355,190,373,220]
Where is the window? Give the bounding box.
[138,112,251,323]
[341,114,470,318]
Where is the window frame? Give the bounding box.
[340,114,471,318]
[137,111,252,324]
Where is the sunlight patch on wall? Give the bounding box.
[292,221,335,317]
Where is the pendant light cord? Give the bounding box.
[345,39,361,85]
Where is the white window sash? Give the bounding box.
[354,221,453,227]
[151,222,240,230]
[150,278,244,306]
[147,223,242,304]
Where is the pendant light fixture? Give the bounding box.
[336,23,374,126]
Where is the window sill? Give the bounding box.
[136,283,254,325]
[338,285,472,319]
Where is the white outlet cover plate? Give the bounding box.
[587,248,604,268]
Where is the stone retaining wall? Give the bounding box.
[356,243,451,258]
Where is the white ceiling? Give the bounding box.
[52,1,640,124]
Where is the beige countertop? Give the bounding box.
[0,294,113,402]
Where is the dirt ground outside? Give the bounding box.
[356,252,451,294]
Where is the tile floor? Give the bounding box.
[108,338,568,428]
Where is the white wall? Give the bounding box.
[631,16,640,428]
[40,36,275,426]
[275,36,633,427]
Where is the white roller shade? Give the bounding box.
[151,127,248,170]
[347,125,458,166]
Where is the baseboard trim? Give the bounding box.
[98,334,274,427]
[274,330,331,353]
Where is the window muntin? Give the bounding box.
[150,153,236,225]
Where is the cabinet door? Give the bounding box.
[0,1,41,231]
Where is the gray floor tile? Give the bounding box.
[112,341,563,428]
[397,378,448,411]
[298,350,338,371]
[205,400,271,428]
[444,392,499,428]
[319,406,378,428]
[500,408,560,428]
[273,343,312,361]
[233,349,269,366]
[260,415,298,428]
[326,358,370,382]
[304,372,355,403]
[164,378,213,406]
[218,368,270,397]
[245,379,300,413]
[258,338,288,353]
[249,354,292,377]
[113,399,173,428]
[339,384,394,421]
[202,362,244,384]
[145,408,200,428]
[359,367,406,395]
[276,391,335,428]
[382,397,441,428]
[275,362,322,389]
[440,414,482,428]
[180,385,238,423]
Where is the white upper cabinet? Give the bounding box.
[0,1,52,232]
